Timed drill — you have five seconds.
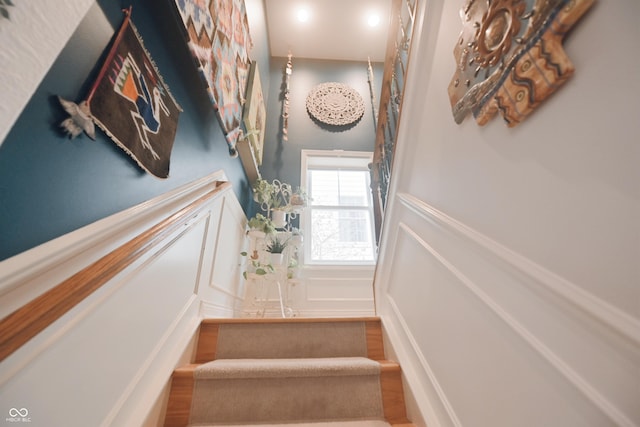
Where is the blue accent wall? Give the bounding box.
[260,57,383,189]
[0,0,381,261]
[0,0,270,261]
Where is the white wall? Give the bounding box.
[0,172,248,427]
[294,266,376,317]
[375,1,640,426]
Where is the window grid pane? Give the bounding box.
[309,169,370,208]
[310,209,375,262]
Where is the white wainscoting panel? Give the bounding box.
[373,1,639,426]
[210,194,248,315]
[0,171,249,426]
[240,263,376,318]
[293,266,376,317]
[376,197,639,427]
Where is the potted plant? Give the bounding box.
[252,179,276,208]
[252,178,292,228]
[240,250,274,279]
[265,235,289,265]
[252,178,288,209]
[271,209,288,229]
[267,180,290,228]
[247,213,276,238]
[289,187,309,210]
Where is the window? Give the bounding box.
[301,150,377,265]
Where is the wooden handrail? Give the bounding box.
[0,181,231,362]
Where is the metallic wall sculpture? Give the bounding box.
[448,0,595,127]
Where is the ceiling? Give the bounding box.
[264,0,391,63]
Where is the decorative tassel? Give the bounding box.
[282,51,292,141]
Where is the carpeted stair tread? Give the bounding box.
[214,321,369,359]
[194,357,380,380]
[190,420,393,427]
[163,318,412,427]
[189,357,385,424]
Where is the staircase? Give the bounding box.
[163,317,415,427]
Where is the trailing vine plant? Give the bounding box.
[0,0,14,20]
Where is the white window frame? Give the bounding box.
[300,149,377,266]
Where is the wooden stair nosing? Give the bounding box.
[366,319,385,360]
[163,364,197,427]
[380,361,410,424]
[194,321,218,363]
[194,317,385,363]
[199,316,382,325]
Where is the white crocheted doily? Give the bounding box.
[306,82,365,126]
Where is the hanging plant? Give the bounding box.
[290,187,310,208]
[252,178,291,211]
[247,213,276,235]
[0,0,15,20]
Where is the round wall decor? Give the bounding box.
[306,82,365,126]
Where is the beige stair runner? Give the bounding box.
[163,318,413,427]
[214,321,369,359]
[190,357,384,425]
[195,422,393,427]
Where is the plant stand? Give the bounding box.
[242,231,300,318]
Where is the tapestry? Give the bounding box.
[88,11,182,178]
[173,0,252,156]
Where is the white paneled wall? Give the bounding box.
[0,171,248,427]
[242,265,376,318]
[375,1,640,427]
[201,192,251,317]
[296,266,376,317]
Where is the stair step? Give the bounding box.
[189,422,417,427]
[189,357,385,425]
[164,361,409,427]
[163,318,412,427]
[195,317,385,363]
[195,357,380,380]
[191,421,394,427]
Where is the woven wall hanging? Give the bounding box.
[306,82,365,126]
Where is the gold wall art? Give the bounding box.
[448,0,595,127]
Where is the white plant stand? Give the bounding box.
[242,231,301,318]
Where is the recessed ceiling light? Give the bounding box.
[297,7,310,22]
[367,13,381,27]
